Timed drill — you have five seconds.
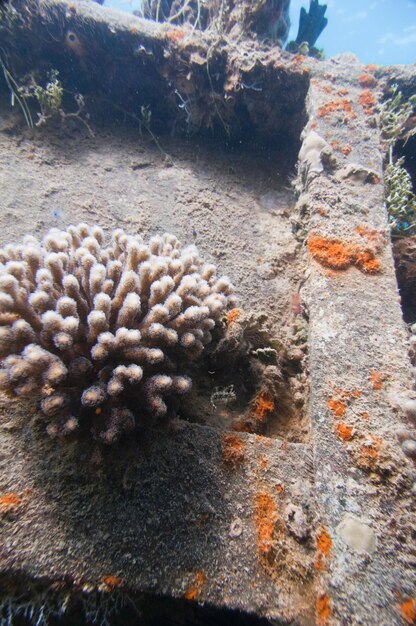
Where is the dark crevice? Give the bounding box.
[0,0,308,164]
[391,139,416,323]
[0,575,277,626]
[396,135,416,191]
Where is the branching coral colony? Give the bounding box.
[0,224,235,449]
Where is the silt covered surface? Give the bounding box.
[0,0,313,622]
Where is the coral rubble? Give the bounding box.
[0,224,235,446]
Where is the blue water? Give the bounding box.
[105,0,416,65]
[289,0,416,65]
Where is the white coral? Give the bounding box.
[0,224,235,445]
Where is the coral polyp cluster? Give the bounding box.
[0,224,235,445]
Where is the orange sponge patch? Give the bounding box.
[221,433,246,467]
[336,422,354,441]
[255,492,277,556]
[253,391,275,421]
[309,235,381,274]
[184,571,207,601]
[0,492,20,514]
[359,90,376,114]
[400,598,416,625]
[317,99,356,119]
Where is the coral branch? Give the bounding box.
[0,224,235,450]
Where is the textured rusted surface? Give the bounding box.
[0,404,316,623]
[300,60,416,625]
[0,0,308,149]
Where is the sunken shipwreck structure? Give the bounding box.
[0,1,415,624]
